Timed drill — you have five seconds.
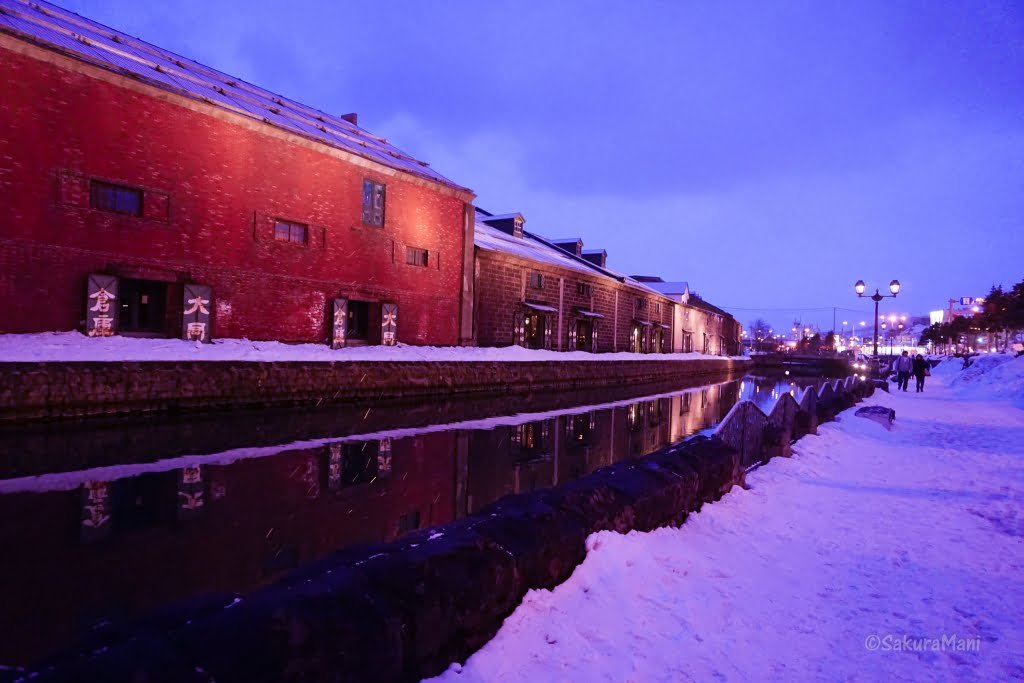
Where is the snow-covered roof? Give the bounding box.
[546,237,583,244]
[646,281,690,297]
[582,249,607,255]
[474,220,598,277]
[473,209,673,301]
[480,212,524,222]
[0,0,470,193]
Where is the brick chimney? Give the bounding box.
[340,113,358,125]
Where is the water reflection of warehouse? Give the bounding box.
[0,378,748,666]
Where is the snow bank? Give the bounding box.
[950,354,1024,406]
[928,353,1024,406]
[429,376,1024,682]
[0,331,745,364]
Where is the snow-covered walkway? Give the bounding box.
[0,331,742,363]
[431,361,1024,682]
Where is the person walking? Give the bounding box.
[912,354,929,393]
[893,350,913,392]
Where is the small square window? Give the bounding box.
[529,272,544,289]
[577,282,592,296]
[90,180,143,216]
[273,219,308,245]
[406,246,429,267]
[362,179,386,227]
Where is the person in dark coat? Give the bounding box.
[912,354,928,393]
[893,350,913,392]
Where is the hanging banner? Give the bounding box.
[513,309,526,346]
[332,298,348,349]
[182,284,212,342]
[86,274,118,337]
[381,302,398,346]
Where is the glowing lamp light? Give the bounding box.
[854,280,866,295]
[889,279,901,295]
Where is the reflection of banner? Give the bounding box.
[327,444,343,491]
[378,438,393,476]
[80,480,112,541]
[177,465,204,520]
[300,456,320,499]
[86,274,118,337]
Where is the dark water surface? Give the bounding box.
[0,370,834,666]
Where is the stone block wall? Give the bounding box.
[0,357,752,422]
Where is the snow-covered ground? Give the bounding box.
[430,355,1024,682]
[0,331,743,363]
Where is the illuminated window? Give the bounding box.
[273,219,308,245]
[90,180,142,216]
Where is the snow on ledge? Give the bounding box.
[0,332,749,364]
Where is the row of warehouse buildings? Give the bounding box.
[0,0,740,355]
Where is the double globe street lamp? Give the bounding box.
[854,279,901,358]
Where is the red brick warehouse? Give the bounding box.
[0,0,476,346]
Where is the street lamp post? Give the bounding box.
[854,279,901,358]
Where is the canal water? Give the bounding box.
[0,371,836,667]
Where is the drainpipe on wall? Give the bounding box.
[613,290,619,352]
[458,203,476,345]
[558,277,564,351]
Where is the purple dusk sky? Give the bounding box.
[59,0,1024,332]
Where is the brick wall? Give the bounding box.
[0,40,470,344]
[474,248,676,352]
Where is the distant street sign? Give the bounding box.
[960,297,973,305]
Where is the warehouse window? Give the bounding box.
[529,272,544,289]
[273,219,308,245]
[406,246,429,267]
[362,179,386,227]
[397,511,420,535]
[90,180,142,216]
[577,282,592,296]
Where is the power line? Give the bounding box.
[716,305,871,313]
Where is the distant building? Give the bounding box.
[0,0,475,346]
[632,277,741,355]
[473,211,675,352]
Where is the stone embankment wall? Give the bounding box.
[0,357,749,422]
[20,376,872,683]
